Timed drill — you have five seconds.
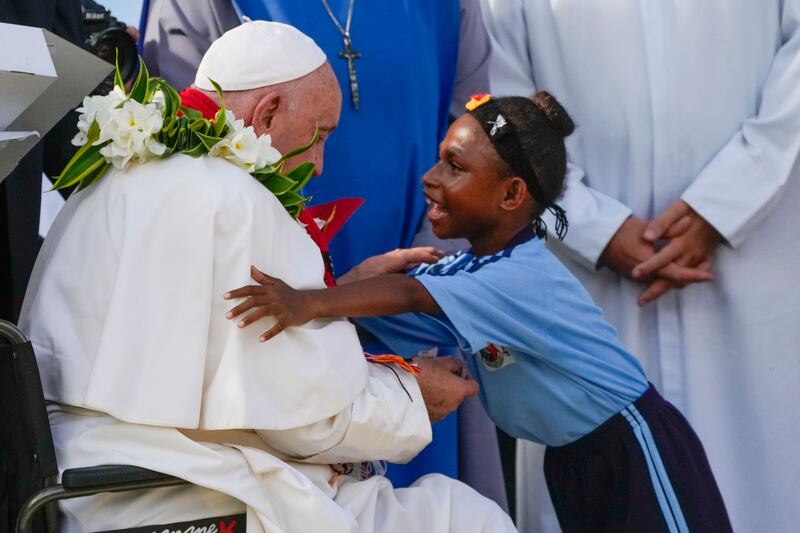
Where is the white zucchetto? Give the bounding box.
[194,21,327,91]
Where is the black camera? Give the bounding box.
[81,0,138,95]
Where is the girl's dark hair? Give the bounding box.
[471,91,575,239]
[470,92,574,215]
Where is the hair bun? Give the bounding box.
[532,91,575,137]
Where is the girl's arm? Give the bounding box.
[225,266,441,341]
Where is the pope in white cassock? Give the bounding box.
[479,1,800,532]
[19,21,516,533]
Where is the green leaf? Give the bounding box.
[257,173,296,195]
[55,145,109,190]
[144,70,162,104]
[156,127,174,154]
[196,131,223,151]
[175,127,187,151]
[114,49,126,95]
[286,204,302,219]
[251,164,277,175]
[129,57,150,103]
[180,106,203,120]
[276,127,319,164]
[201,120,217,136]
[279,190,309,207]
[52,135,103,189]
[76,162,110,191]
[189,118,215,134]
[206,79,228,137]
[86,119,101,144]
[286,162,315,192]
[209,79,225,106]
[182,141,207,157]
[214,108,227,137]
[168,116,185,136]
[151,78,180,119]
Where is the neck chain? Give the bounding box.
[319,0,361,110]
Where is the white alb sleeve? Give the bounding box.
[256,362,432,464]
[682,1,800,247]
[544,163,632,269]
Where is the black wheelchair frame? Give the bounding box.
[1,320,189,533]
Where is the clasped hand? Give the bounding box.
[601,200,721,306]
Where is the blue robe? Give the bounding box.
[232,0,462,484]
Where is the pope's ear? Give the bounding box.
[500,177,529,211]
[252,91,281,133]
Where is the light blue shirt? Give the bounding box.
[358,236,649,446]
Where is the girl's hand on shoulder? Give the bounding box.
[337,247,444,285]
[224,265,318,342]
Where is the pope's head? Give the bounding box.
[194,21,342,176]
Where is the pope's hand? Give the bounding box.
[412,357,479,423]
[337,247,445,285]
[633,200,722,306]
[225,265,316,341]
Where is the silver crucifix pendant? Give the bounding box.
[339,35,361,110]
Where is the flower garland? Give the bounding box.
[54,58,318,218]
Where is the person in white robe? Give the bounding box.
[478,1,800,532]
[19,21,517,533]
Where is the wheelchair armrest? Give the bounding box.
[17,466,188,533]
[61,464,181,489]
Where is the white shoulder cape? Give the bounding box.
[20,154,369,430]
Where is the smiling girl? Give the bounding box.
[225,94,730,533]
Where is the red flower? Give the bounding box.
[178,87,220,120]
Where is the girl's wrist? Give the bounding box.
[305,290,326,319]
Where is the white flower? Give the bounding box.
[71,86,126,146]
[208,112,282,172]
[94,99,166,170]
[254,133,282,169]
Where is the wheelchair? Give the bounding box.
[0,320,244,532]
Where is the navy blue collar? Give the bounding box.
[505,225,537,249]
[465,225,537,261]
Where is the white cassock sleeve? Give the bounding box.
[480,0,632,268]
[682,1,800,247]
[257,362,431,464]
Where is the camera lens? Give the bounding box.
[87,27,138,84]
[81,0,138,95]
